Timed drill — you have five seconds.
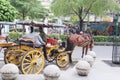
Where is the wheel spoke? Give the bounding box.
[23,64,31,71]
[23,62,30,66]
[34,65,38,73]
[26,55,32,60]
[26,67,32,74]
[29,66,33,74]
[24,59,31,63]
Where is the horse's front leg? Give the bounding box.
[81,47,84,58]
[85,45,89,55]
[69,44,76,63]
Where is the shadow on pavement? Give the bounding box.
[102,60,120,67]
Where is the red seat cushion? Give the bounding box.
[47,38,57,44]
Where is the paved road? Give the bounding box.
[72,45,112,61]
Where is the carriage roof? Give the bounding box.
[16,21,66,28]
[0,21,15,25]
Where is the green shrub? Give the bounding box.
[59,35,68,41]
[8,31,22,40]
[93,36,120,42]
[93,36,110,42]
[47,34,68,41]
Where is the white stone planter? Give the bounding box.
[83,55,94,67]
[0,63,19,80]
[75,60,90,76]
[88,51,96,60]
[43,65,61,80]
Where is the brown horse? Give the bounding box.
[66,33,94,62]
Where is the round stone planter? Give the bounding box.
[88,51,96,60]
[0,63,19,80]
[75,60,90,76]
[43,65,61,80]
[83,55,94,67]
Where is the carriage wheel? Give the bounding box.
[47,49,58,62]
[4,45,32,66]
[4,48,25,66]
[56,52,69,68]
[58,47,65,53]
[21,50,45,74]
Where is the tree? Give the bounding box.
[51,0,116,31]
[9,0,48,20]
[9,0,48,33]
[0,0,18,21]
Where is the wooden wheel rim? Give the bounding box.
[56,52,69,68]
[5,49,25,66]
[4,45,32,65]
[21,50,45,74]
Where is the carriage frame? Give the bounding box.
[0,21,71,74]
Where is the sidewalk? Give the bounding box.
[60,58,120,80]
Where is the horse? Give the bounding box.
[66,33,94,63]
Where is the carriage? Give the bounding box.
[0,21,70,74]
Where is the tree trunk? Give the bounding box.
[78,8,83,32]
[22,13,25,34]
[79,19,83,31]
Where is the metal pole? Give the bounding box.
[115,14,119,36]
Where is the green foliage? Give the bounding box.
[0,0,18,21]
[47,34,68,41]
[59,35,68,41]
[91,0,116,16]
[93,36,110,42]
[112,2,120,13]
[9,0,48,20]
[92,36,120,42]
[51,0,115,17]
[51,0,116,31]
[8,31,22,40]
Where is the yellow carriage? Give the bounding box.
[1,21,70,74]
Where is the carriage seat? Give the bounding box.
[19,38,35,47]
[46,38,57,48]
[47,38,57,45]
